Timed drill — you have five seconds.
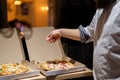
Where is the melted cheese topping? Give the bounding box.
[0,63,29,76]
[40,60,74,71]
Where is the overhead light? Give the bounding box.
[41,6,49,11]
[14,0,22,5]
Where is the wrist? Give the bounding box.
[58,29,62,37]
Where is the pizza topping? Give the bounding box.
[40,60,74,71]
[0,63,29,76]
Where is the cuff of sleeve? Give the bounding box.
[78,25,90,43]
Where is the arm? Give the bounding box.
[59,28,81,41]
[46,28,81,43]
[46,18,96,43]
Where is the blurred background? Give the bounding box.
[6,0,53,27]
[0,0,96,69]
[0,0,96,79]
[0,0,96,27]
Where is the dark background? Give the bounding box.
[0,0,8,29]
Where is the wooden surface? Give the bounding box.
[19,74,46,80]
[20,68,92,80]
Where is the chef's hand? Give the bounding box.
[46,30,62,43]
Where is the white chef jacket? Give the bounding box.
[79,0,120,79]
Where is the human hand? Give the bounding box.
[46,30,62,43]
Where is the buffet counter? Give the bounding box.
[20,68,92,80]
[0,27,93,80]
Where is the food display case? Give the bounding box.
[25,27,86,76]
[0,27,92,80]
[0,28,40,80]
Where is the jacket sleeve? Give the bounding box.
[78,9,102,43]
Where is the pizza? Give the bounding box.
[39,59,74,71]
[0,63,29,76]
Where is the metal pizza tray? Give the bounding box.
[0,60,40,80]
[36,57,86,76]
